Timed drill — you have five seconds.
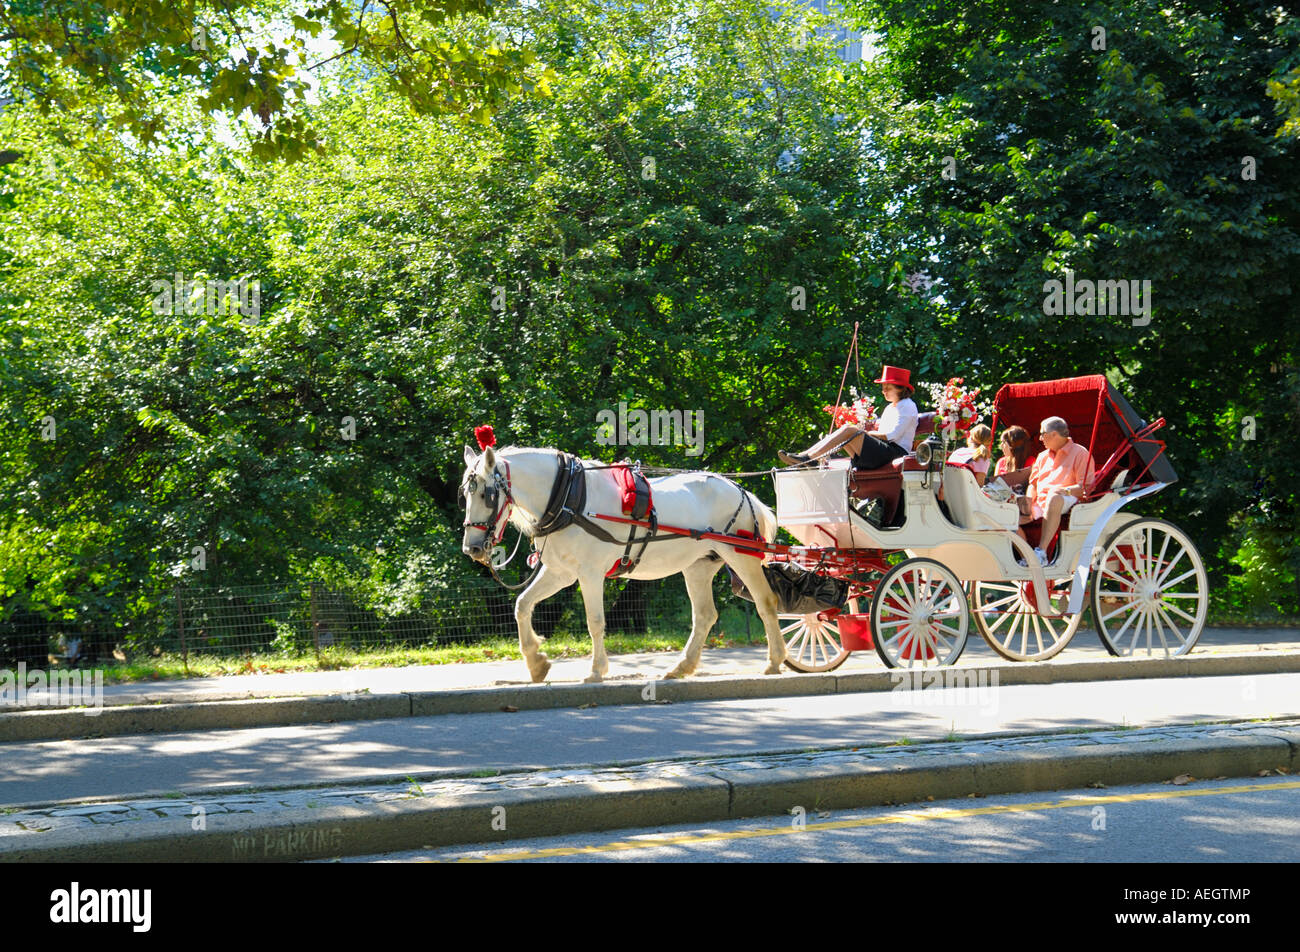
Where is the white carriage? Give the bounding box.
[771,376,1208,671]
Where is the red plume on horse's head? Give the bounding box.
[474,425,496,452]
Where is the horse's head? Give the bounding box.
[460,444,510,565]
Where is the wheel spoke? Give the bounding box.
[986,606,1018,634]
[1155,605,1187,649]
[1112,544,1143,583]
[814,627,829,666]
[1164,601,1199,625]
[1160,568,1199,589]
[1153,531,1172,585]
[1127,610,1146,654]
[980,592,1021,612]
[1100,568,1136,587]
[1106,605,1142,655]
[1154,547,1187,587]
[1100,601,1132,623]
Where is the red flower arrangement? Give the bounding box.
[823,387,877,430]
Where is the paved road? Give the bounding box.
[6,671,1299,807]
[341,774,1300,864]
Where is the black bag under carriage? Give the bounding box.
[728,562,849,615]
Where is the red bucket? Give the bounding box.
[837,614,874,652]
[899,629,936,660]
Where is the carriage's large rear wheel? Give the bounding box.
[870,558,968,668]
[1091,518,1207,656]
[782,598,857,673]
[970,580,1083,661]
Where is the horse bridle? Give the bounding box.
[462,459,513,547]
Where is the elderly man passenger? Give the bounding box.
[1018,416,1096,565]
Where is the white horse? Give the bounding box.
[460,444,788,683]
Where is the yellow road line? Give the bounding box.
[446,779,1300,862]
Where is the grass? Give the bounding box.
[1204,610,1300,628]
[84,616,765,684]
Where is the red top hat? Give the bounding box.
[874,365,913,392]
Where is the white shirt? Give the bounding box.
[877,397,918,449]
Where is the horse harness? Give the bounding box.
[534,453,658,577]
[462,459,513,546]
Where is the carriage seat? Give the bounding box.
[848,412,937,524]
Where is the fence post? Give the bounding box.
[175,584,189,677]
[310,580,320,663]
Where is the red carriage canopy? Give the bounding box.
[989,375,1177,490]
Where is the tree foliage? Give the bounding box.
[845,0,1300,606]
[0,0,550,160]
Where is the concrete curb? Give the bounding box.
[3,726,1295,862]
[5,650,1300,743]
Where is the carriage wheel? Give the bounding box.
[782,598,856,673]
[970,580,1083,662]
[870,559,968,668]
[1091,518,1207,657]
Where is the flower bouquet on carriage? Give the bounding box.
[914,376,981,464]
[822,387,877,431]
[931,377,980,439]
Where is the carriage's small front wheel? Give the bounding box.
[782,598,856,673]
[870,558,968,668]
[971,580,1082,662]
[1091,518,1207,656]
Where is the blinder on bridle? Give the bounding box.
[462,463,511,543]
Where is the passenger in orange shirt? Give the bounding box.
[1018,416,1095,565]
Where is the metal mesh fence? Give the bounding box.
[0,573,751,667]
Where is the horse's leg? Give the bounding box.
[577,568,611,683]
[665,557,723,679]
[514,562,576,683]
[721,554,787,675]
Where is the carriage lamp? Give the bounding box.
[914,433,945,468]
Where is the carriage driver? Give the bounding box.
[779,365,920,470]
[1019,416,1096,565]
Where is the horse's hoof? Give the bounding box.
[583,671,604,684]
[529,656,552,683]
[764,663,784,676]
[664,665,692,680]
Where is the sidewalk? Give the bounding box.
[13,626,1300,707]
[3,628,1299,743]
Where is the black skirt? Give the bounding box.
[852,435,909,470]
